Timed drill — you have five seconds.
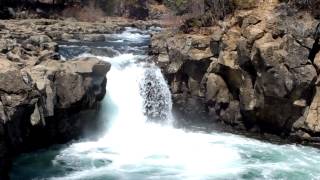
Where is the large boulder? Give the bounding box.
[0,56,111,179]
[152,33,213,74]
[25,35,52,47]
[205,73,231,103]
[247,33,317,131]
[0,39,16,53]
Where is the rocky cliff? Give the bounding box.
[0,19,126,179]
[150,2,320,145]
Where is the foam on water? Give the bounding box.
[105,29,149,43]
[46,51,320,180]
[10,27,320,180]
[44,52,242,180]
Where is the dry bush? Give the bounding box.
[155,1,187,27]
[176,0,234,32]
[205,0,235,19]
[233,0,257,9]
[161,11,186,27]
[283,0,320,18]
[149,2,175,20]
[62,1,105,22]
[289,0,312,8]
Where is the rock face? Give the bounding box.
[150,2,320,142]
[0,20,113,179]
[0,57,110,179]
[0,18,160,43]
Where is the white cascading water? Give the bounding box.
[49,53,320,179]
[49,51,243,179]
[11,27,320,180]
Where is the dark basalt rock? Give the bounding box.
[0,57,111,179]
[0,30,111,179]
[0,17,162,179]
[150,2,320,143]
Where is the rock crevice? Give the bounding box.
[150,3,320,144]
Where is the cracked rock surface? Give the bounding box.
[0,18,137,179]
[150,2,320,144]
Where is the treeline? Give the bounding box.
[0,0,318,21]
[0,0,150,19]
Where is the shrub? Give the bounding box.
[282,0,320,19]
[62,1,105,21]
[233,0,257,9]
[163,0,189,15]
[205,0,234,19]
[290,0,312,8]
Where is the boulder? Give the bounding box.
[7,51,21,62]
[55,72,86,108]
[0,39,16,53]
[205,73,232,104]
[30,103,42,126]
[245,32,317,131]
[0,55,111,179]
[0,60,31,94]
[242,24,264,44]
[304,86,320,133]
[69,57,111,76]
[221,27,241,51]
[220,100,243,128]
[25,65,56,117]
[25,35,52,47]
[241,14,261,29]
[152,32,214,74]
[150,32,170,54]
[210,27,224,58]
[42,42,58,52]
[314,52,320,71]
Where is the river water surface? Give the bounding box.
[11,27,320,180]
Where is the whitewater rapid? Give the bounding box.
[11,27,320,180]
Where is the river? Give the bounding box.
[11,27,320,180]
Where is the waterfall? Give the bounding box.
[140,66,173,123]
[11,27,320,180]
[45,33,243,180]
[87,53,173,134]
